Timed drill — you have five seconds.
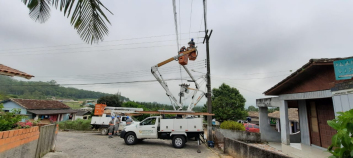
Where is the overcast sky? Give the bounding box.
[1,0,353,108]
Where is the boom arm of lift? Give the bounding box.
[151,48,206,111]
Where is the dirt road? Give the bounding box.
[46,132,219,158]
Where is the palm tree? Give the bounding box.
[21,0,113,44]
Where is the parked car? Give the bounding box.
[244,123,260,133]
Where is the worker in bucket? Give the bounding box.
[108,116,115,138]
[114,115,120,136]
[126,116,132,126]
[187,38,195,49]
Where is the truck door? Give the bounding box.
[138,117,158,139]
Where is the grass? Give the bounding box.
[64,102,82,109]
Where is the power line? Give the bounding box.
[178,0,182,47]
[212,74,291,80]
[0,32,202,52]
[1,42,203,56]
[35,59,206,78]
[0,77,202,87]
[0,38,192,55]
[189,0,194,39]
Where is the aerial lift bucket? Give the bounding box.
[179,49,189,65]
[94,104,107,116]
[188,50,197,61]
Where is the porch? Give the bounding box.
[256,90,336,158]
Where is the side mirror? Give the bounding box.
[140,122,143,126]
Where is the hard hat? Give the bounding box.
[126,116,130,119]
[111,116,115,119]
[191,38,194,41]
[117,115,120,118]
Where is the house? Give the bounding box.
[267,108,299,134]
[2,98,77,123]
[247,111,259,125]
[256,57,353,158]
[74,110,91,120]
[0,64,34,79]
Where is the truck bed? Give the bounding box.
[159,118,203,132]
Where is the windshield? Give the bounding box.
[131,116,139,122]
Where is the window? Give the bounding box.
[254,125,259,129]
[4,110,9,112]
[141,118,156,126]
[122,117,127,121]
[249,125,253,128]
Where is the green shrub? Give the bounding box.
[327,109,353,158]
[58,119,91,131]
[220,120,245,131]
[0,105,25,131]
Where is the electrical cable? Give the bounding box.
[0,32,202,52]
[0,38,192,55]
[189,0,194,39]
[0,42,203,56]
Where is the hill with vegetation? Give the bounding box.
[0,75,129,101]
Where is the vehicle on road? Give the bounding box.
[120,116,204,148]
[90,105,143,135]
[244,123,260,133]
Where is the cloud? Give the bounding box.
[1,0,353,108]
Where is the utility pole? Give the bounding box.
[203,0,213,141]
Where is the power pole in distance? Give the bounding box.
[203,0,213,142]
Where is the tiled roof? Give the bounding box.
[264,56,353,95]
[27,109,77,115]
[248,111,259,118]
[0,64,34,79]
[10,99,70,110]
[268,108,298,122]
[75,110,91,116]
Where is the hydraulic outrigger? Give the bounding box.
[151,47,206,111]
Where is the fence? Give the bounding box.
[35,124,58,158]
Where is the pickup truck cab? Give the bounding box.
[120,116,203,148]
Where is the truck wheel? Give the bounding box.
[125,133,137,145]
[172,135,185,148]
[101,128,108,135]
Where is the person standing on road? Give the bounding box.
[108,116,114,138]
[114,116,120,136]
[126,116,132,126]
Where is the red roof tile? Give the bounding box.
[0,64,34,79]
[10,99,70,110]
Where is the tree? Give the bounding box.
[247,105,258,112]
[327,109,353,158]
[268,107,279,113]
[97,94,122,107]
[20,0,113,44]
[212,83,247,122]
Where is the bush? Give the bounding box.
[0,105,25,131]
[58,119,91,131]
[327,109,353,158]
[220,120,245,131]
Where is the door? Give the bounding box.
[308,98,337,148]
[308,101,321,146]
[316,98,337,148]
[138,117,158,138]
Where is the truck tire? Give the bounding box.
[172,135,186,148]
[124,133,137,145]
[101,128,108,135]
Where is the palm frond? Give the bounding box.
[21,0,113,44]
[23,0,51,23]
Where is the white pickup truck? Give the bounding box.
[120,116,203,148]
[91,114,132,135]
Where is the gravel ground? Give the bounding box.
[45,132,219,158]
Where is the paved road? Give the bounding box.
[48,132,219,158]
